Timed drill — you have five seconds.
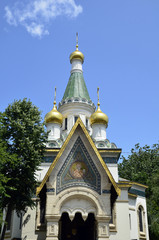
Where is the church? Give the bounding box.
[4,37,149,240]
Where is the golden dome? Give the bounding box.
[90,104,108,127]
[70,42,84,63]
[90,87,108,127]
[45,101,63,125]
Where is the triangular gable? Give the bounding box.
[57,136,101,194]
[36,118,121,196]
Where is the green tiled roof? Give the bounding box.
[62,72,90,101]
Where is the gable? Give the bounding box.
[57,136,101,194]
[36,118,120,196]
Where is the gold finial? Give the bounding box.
[76,32,78,50]
[70,33,84,63]
[53,87,56,107]
[97,87,100,107]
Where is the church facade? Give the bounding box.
[4,39,149,240]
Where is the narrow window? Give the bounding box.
[65,118,67,130]
[138,207,143,232]
[129,213,131,230]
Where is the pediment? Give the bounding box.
[36,118,120,196]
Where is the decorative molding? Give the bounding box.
[99,149,122,153]
[117,183,132,188]
[116,200,129,203]
[129,189,145,197]
[45,149,60,152]
[102,157,118,164]
[119,180,148,189]
[128,192,137,198]
[98,223,109,237]
[129,207,135,211]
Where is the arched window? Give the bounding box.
[137,205,146,239]
[138,206,143,232]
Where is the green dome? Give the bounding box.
[62,72,90,101]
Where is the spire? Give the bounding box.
[61,34,92,103]
[97,87,100,108]
[53,86,57,109]
[76,32,78,50]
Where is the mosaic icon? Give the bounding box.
[69,161,88,179]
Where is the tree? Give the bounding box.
[0,99,47,239]
[0,139,18,233]
[118,143,159,240]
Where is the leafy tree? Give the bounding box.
[0,99,47,239]
[118,143,159,240]
[0,139,18,233]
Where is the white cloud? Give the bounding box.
[25,23,49,37]
[4,0,83,37]
[5,6,17,26]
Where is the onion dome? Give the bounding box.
[90,88,109,127]
[70,33,84,63]
[45,101,63,125]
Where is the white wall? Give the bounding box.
[107,164,118,182]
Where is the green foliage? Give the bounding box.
[0,139,18,231]
[118,143,159,240]
[0,99,47,214]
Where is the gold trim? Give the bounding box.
[117,183,132,188]
[128,193,137,198]
[36,118,121,196]
[45,149,60,152]
[131,182,148,188]
[99,149,122,153]
[119,181,148,189]
[116,200,129,203]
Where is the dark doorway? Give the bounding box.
[59,212,96,240]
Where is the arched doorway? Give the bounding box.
[59,212,97,240]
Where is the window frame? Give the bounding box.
[137,205,146,239]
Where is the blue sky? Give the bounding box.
[0,0,159,158]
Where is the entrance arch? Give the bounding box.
[59,212,97,240]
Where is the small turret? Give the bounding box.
[45,88,63,141]
[90,88,108,140]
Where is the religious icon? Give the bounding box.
[70,161,87,179]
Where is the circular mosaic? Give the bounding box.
[70,161,88,179]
